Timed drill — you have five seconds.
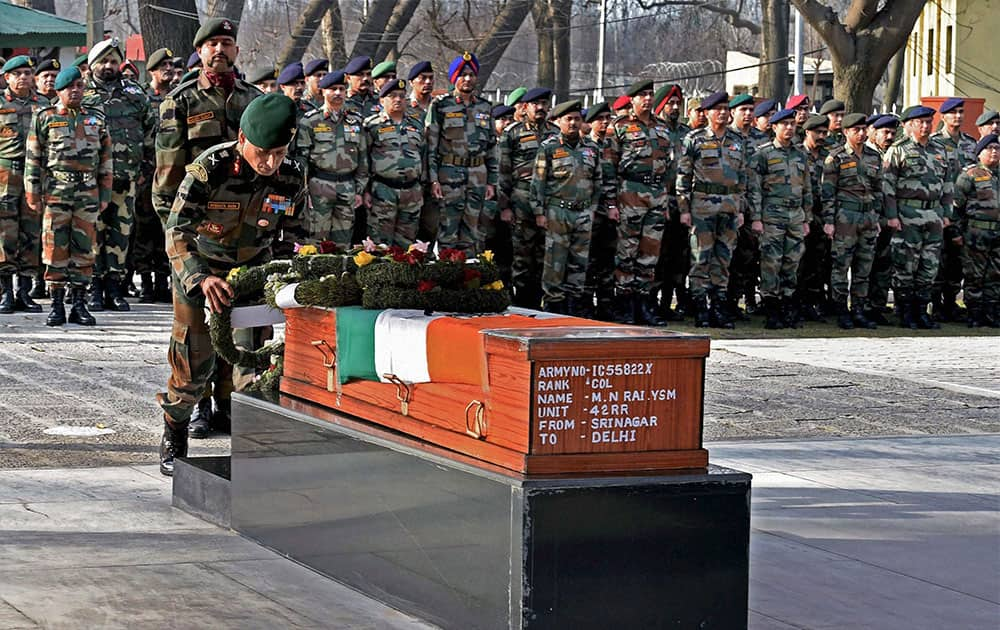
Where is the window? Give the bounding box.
[945,25,953,74]
[927,28,935,75]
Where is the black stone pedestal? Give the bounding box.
[226,393,752,630]
[172,455,231,528]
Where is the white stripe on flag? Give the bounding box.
[373,309,444,384]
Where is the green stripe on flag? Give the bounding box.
[335,306,383,384]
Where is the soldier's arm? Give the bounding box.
[590,146,602,211]
[881,147,900,220]
[24,113,43,207]
[600,144,618,212]
[675,135,694,214]
[294,118,313,179]
[97,125,114,205]
[941,149,956,221]
[484,117,498,188]
[820,154,838,225]
[425,102,440,183]
[141,95,156,175]
[153,94,187,218]
[164,174,213,297]
[356,121,370,192]
[529,146,549,217]
[952,171,971,216]
[871,158,885,218]
[498,131,513,203]
[801,154,814,223]
[747,151,763,223]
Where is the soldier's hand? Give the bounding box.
[736,213,745,229]
[802,222,810,237]
[363,192,372,208]
[608,206,620,222]
[751,220,764,234]
[823,223,836,239]
[535,214,548,229]
[887,218,901,231]
[200,276,234,314]
[679,212,692,227]
[486,184,496,201]
[431,181,444,200]
[942,217,951,228]
[500,208,514,223]
[100,201,109,212]
[354,194,363,209]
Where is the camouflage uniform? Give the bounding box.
[0,89,43,281]
[24,104,113,288]
[728,125,763,318]
[796,141,832,316]
[426,91,497,253]
[821,142,884,320]
[159,142,307,426]
[498,118,559,306]
[585,129,621,316]
[676,127,749,325]
[82,76,155,280]
[882,135,955,323]
[530,133,602,312]
[953,161,1000,325]
[865,139,894,314]
[651,118,691,318]
[131,85,170,281]
[363,110,425,248]
[296,106,368,247]
[345,91,380,120]
[930,127,978,318]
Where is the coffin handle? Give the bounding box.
[311,340,339,399]
[465,400,488,439]
[383,374,412,416]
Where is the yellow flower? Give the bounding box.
[480,250,495,262]
[485,280,504,291]
[297,244,318,256]
[226,267,244,282]
[354,251,376,267]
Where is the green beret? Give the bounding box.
[193,17,238,48]
[729,93,754,109]
[584,102,610,123]
[147,48,174,72]
[54,67,82,91]
[506,87,527,106]
[976,110,999,126]
[842,112,868,129]
[240,93,297,150]
[550,99,583,119]
[1,56,34,74]
[802,114,829,131]
[626,79,654,97]
[819,99,845,115]
[371,60,396,79]
[246,66,277,85]
[73,54,88,68]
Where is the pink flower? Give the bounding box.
[363,237,377,252]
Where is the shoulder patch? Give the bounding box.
[185,163,209,182]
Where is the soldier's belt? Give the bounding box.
[968,219,999,230]
[0,157,24,169]
[440,154,485,167]
[898,198,938,210]
[764,198,802,209]
[548,199,591,211]
[694,182,737,195]
[623,173,663,186]
[837,200,874,213]
[50,171,96,184]
[513,179,533,190]
[372,174,419,189]
[313,171,356,183]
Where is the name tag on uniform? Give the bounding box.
[378,126,396,134]
[767,158,782,165]
[626,125,641,133]
[445,112,463,119]
[520,135,537,143]
[0,108,15,114]
[207,201,240,211]
[974,175,991,182]
[841,161,857,169]
[187,111,215,124]
[49,121,69,128]
[553,149,570,159]
[314,123,332,132]
[702,142,718,149]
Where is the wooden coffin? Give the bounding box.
[280,307,711,476]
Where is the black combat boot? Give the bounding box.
[763,297,784,330]
[836,300,854,329]
[693,296,711,328]
[0,275,14,314]
[595,300,615,322]
[851,303,877,329]
[14,276,42,312]
[188,397,214,439]
[799,299,825,322]
[864,307,890,326]
[897,298,917,330]
[987,302,1000,328]
[211,398,232,434]
[674,286,691,319]
[120,271,138,297]
[727,294,749,321]
[104,273,130,311]
[87,276,105,311]
[744,288,759,315]
[154,272,172,303]
[635,294,668,326]
[936,293,965,322]
[710,296,735,329]
[783,296,801,329]
[159,419,189,476]
[28,271,47,299]
[612,294,636,324]
[965,303,982,328]
[139,272,155,304]
[46,288,66,326]
[914,301,940,330]
[68,286,97,326]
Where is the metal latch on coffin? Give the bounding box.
[383,374,412,416]
[465,400,488,439]
[310,340,341,402]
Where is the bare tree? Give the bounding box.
[351,0,403,59]
[429,0,536,84]
[138,0,200,58]
[374,0,423,61]
[204,0,246,24]
[758,0,788,101]
[321,3,348,67]
[276,0,337,68]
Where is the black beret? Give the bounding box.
[819,99,845,115]
[246,66,277,85]
[729,93,754,109]
[492,104,515,119]
[171,57,185,69]
[550,99,583,119]
[318,69,346,89]
[276,62,305,85]
[193,17,237,48]
[344,56,372,75]
[378,78,407,99]
[803,114,829,131]
[240,93,297,149]
[523,87,552,103]
[146,48,173,72]
[584,101,610,122]
[407,61,432,80]
[939,97,964,114]
[842,112,868,129]
[626,79,654,97]
[872,114,900,130]
[975,110,999,126]
[700,91,730,110]
[974,133,999,157]
[769,108,795,125]
[35,59,61,74]
[754,98,777,118]
[303,59,328,76]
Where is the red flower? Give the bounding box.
[403,252,423,265]
[418,280,437,292]
[462,267,482,289]
[318,241,338,254]
[439,248,467,262]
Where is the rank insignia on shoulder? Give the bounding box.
[185,163,209,182]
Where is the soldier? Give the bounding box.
[72,54,90,82]
[821,113,885,329]
[977,110,999,138]
[170,57,186,88]
[953,134,1000,327]
[276,62,313,120]
[371,61,396,95]
[930,97,977,322]
[34,59,60,105]
[302,59,328,109]
[819,99,846,147]
[753,99,777,141]
[492,104,514,136]
[748,108,812,329]
[582,102,618,320]
[530,100,603,316]
[787,94,811,143]
[607,79,675,326]
[344,56,378,119]
[795,114,832,322]
[426,52,497,254]
[865,114,900,323]
[882,105,955,329]
[482,103,515,282]
[24,67,112,326]
[686,97,706,129]
[246,66,278,94]
[613,94,632,118]
[362,79,424,247]
[406,61,435,121]
[498,87,559,308]
[652,84,691,320]
[677,91,749,328]
[506,87,528,123]
[82,38,156,312]
[296,69,368,247]
[158,93,308,475]
[728,93,762,320]
[0,56,44,314]
[186,52,201,71]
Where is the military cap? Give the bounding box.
[180,69,200,84]
[344,56,372,75]
[653,84,683,114]
[276,62,305,85]
[1,56,34,74]
[186,52,201,69]
[613,94,632,111]
[193,17,237,48]
[842,112,868,129]
[802,114,829,131]
[939,97,964,114]
[769,108,795,125]
[0,58,5,69]
[900,105,936,121]
[407,61,432,80]
[729,93,754,109]
[786,94,809,110]
[72,54,88,68]
[974,133,999,156]
[754,98,777,118]
[506,87,527,106]
[88,38,123,66]
[550,99,583,119]
[304,59,328,76]
[35,59,60,74]
[171,56,185,69]
[54,66,82,91]
[687,97,702,111]
[976,110,999,126]
[146,48,173,72]
[865,113,882,126]
[492,104,515,119]
[700,91,730,110]
[378,78,407,99]
[626,79,654,97]
[246,66,277,85]
[523,87,552,103]
[318,69,346,89]
[818,99,845,115]
[371,60,396,79]
[584,101,611,122]
[448,52,479,83]
[240,93,297,149]
[872,114,900,130]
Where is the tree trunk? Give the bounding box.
[832,60,878,113]
[758,0,789,100]
[884,50,904,110]
[473,0,535,84]
[138,0,200,59]
[374,0,422,62]
[321,4,348,68]
[203,0,245,24]
[551,0,571,100]
[276,0,335,69]
[533,0,555,89]
[350,0,400,59]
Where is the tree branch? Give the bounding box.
[636,0,762,35]
[790,0,854,62]
[843,0,880,33]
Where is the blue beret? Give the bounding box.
[769,108,795,125]
[318,69,346,89]
[1,56,34,74]
[54,67,82,91]
[974,133,999,157]
[754,99,777,118]
[277,62,304,85]
[872,114,900,129]
[701,91,730,110]
[448,52,479,83]
[492,104,515,119]
[304,59,328,76]
[729,93,754,108]
[407,61,432,80]
[378,78,407,99]
[187,52,201,69]
[901,105,936,121]
[865,113,881,126]
[344,56,372,75]
[523,87,552,103]
[939,97,964,114]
